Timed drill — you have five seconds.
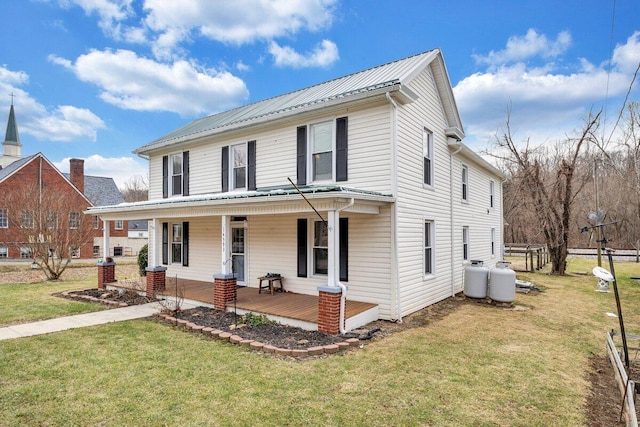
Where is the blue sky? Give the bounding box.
[2,0,639,187]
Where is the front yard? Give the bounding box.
[0,258,639,426]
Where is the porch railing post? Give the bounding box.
[214,273,236,311]
[317,285,342,335]
[145,266,167,297]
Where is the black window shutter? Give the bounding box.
[221,146,229,192]
[297,218,307,277]
[247,140,256,191]
[296,126,307,186]
[162,156,168,198]
[162,222,168,265]
[339,217,349,282]
[336,117,348,182]
[182,221,189,267]
[182,151,189,196]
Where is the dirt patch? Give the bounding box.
[64,288,156,306]
[585,354,627,426]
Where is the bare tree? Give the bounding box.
[120,174,149,202]
[497,110,601,274]
[0,182,95,280]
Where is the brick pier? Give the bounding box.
[213,274,237,310]
[317,286,343,335]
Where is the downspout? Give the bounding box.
[386,92,402,323]
[336,198,354,335]
[448,138,463,296]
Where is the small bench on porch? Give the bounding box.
[258,275,284,295]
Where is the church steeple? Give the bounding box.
[0,94,23,168]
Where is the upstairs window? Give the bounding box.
[423,128,434,187]
[162,151,189,198]
[462,165,469,202]
[232,143,247,190]
[489,180,495,208]
[0,209,7,228]
[21,210,34,228]
[47,212,58,229]
[297,117,348,185]
[93,215,100,229]
[69,212,80,229]
[115,220,124,230]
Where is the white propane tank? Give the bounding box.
[464,260,489,298]
[489,261,516,303]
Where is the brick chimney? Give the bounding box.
[70,158,85,193]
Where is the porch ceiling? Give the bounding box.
[86,185,394,220]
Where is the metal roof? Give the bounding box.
[135,49,444,155]
[3,104,20,146]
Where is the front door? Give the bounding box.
[231,222,246,284]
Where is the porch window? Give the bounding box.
[69,212,80,229]
[462,165,469,202]
[424,220,434,275]
[171,223,182,264]
[0,246,7,258]
[313,220,328,275]
[0,209,8,228]
[463,226,469,261]
[296,116,348,185]
[423,128,434,187]
[21,210,34,228]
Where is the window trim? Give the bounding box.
[423,127,434,188]
[461,164,469,202]
[114,219,124,230]
[424,219,435,277]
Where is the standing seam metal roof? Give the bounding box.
[135,49,439,154]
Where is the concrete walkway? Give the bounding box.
[0,301,197,341]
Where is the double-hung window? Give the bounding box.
[462,165,469,202]
[0,246,7,258]
[115,220,124,230]
[423,128,434,187]
[424,220,434,275]
[491,228,496,257]
[69,212,80,229]
[47,212,58,229]
[311,121,333,182]
[463,226,469,261]
[20,247,31,259]
[232,143,247,190]
[21,210,34,228]
[489,180,495,208]
[93,215,100,229]
[171,153,183,196]
[313,220,328,275]
[0,209,8,228]
[172,223,183,264]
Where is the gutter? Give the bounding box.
[448,138,463,296]
[386,92,402,323]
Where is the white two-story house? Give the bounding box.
[89,49,504,334]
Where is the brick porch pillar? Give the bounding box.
[145,266,167,297]
[97,259,116,289]
[213,274,237,311]
[317,286,343,335]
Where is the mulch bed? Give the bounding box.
[61,288,157,307]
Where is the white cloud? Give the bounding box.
[473,29,572,67]
[454,30,640,149]
[55,154,147,188]
[0,65,106,143]
[50,49,249,116]
[57,0,138,41]
[269,39,339,68]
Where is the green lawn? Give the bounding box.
[1,259,639,426]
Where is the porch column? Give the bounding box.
[317,286,342,334]
[213,274,236,311]
[151,218,160,267]
[146,266,167,297]
[221,215,231,274]
[327,210,339,287]
[102,219,110,261]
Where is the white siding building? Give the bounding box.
[89,49,504,333]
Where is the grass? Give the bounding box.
[1,258,639,426]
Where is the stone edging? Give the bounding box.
[60,290,129,308]
[157,313,361,358]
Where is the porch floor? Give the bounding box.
[158,278,377,324]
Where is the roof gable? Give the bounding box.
[135,48,464,154]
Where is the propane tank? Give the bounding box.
[464,260,489,298]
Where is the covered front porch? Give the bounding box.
[156,277,379,332]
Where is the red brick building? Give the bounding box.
[0,103,127,260]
